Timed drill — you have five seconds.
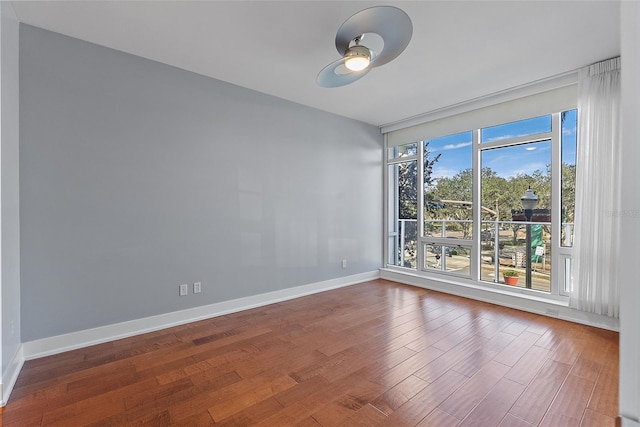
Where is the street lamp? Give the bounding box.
[521,187,538,289]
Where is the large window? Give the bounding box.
[385,108,577,298]
[423,132,472,276]
[387,143,418,268]
[480,128,552,291]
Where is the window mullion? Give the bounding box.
[383,134,390,267]
[417,140,425,270]
[551,112,562,295]
[386,155,418,165]
[480,132,552,150]
[471,129,481,281]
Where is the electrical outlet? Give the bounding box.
[342,259,347,268]
[179,284,188,296]
[194,282,202,294]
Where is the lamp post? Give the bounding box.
[521,187,538,289]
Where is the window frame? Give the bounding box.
[384,110,575,300]
[386,152,419,269]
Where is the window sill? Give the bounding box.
[379,267,619,331]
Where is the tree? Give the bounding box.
[394,142,440,266]
[397,143,440,219]
[561,163,576,224]
[429,165,553,244]
[427,168,522,240]
[506,174,533,244]
[480,168,510,221]
[531,168,551,209]
[397,161,417,219]
[428,168,473,238]
[499,170,551,244]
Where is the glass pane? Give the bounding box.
[387,161,417,269]
[561,109,577,247]
[480,140,552,292]
[424,220,472,239]
[481,140,552,219]
[480,221,551,291]
[564,257,572,293]
[424,131,473,239]
[481,115,551,143]
[424,243,470,276]
[388,142,418,160]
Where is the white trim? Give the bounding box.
[382,133,390,267]
[550,112,561,295]
[416,136,425,270]
[1,344,24,407]
[22,271,380,361]
[621,416,640,427]
[380,70,578,134]
[380,268,619,331]
[471,128,481,281]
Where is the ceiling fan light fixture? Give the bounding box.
[316,6,412,88]
[344,45,371,71]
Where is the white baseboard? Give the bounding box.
[22,270,380,361]
[380,268,619,331]
[1,344,25,407]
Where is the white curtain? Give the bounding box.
[570,57,621,317]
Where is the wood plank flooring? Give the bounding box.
[1,279,619,426]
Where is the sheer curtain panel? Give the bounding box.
[570,57,621,317]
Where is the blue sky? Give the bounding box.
[427,110,577,181]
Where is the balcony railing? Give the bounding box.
[390,219,418,268]
[390,218,574,293]
[480,220,551,291]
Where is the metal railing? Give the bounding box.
[391,218,574,293]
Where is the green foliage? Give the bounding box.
[446,223,461,231]
[561,163,576,223]
[480,168,508,220]
[397,161,417,219]
[427,161,558,244]
[397,143,441,219]
[503,269,519,277]
[395,139,574,248]
[427,168,473,238]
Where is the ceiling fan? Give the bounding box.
[316,6,413,88]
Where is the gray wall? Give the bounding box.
[20,25,383,342]
[1,2,21,374]
[620,2,640,423]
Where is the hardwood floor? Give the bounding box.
[1,279,618,426]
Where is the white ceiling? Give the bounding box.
[10,1,621,127]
